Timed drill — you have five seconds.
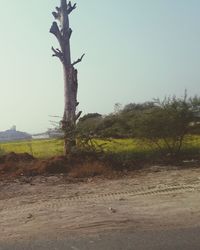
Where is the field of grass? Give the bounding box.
[0,135,199,159]
[0,139,64,158]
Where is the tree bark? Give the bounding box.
[50,0,84,155]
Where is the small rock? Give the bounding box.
[27,213,33,219]
[109,207,117,213]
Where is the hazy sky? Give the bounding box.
[0,0,199,133]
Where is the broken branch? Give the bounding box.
[68,1,77,14]
[52,6,61,20]
[56,6,61,12]
[51,47,64,62]
[72,54,85,66]
[76,111,82,121]
[50,22,61,40]
[52,11,60,20]
[68,28,73,38]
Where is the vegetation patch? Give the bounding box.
[68,161,111,178]
[0,95,199,179]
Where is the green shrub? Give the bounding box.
[133,94,200,156]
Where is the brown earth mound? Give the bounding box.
[1,152,198,180]
[0,152,35,177]
[0,152,35,163]
[31,156,70,175]
[0,153,110,179]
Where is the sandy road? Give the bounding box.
[0,166,200,246]
[1,227,200,250]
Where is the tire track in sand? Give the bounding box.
[0,182,200,215]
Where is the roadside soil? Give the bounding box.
[1,165,200,244]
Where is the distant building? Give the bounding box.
[32,129,63,140]
[32,133,50,140]
[0,126,32,142]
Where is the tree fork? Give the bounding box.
[50,0,84,155]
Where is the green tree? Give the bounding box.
[76,113,102,136]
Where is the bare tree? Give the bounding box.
[50,0,84,155]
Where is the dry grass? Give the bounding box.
[0,153,113,179]
[68,161,111,178]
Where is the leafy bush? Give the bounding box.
[133,94,200,155]
[76,95,200,157]
[76,113,103,136]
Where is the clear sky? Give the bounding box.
[0,0,199,133]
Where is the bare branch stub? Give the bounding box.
[50,22,62,40]
[56,6,61,11]
[52,12,59,20]
[51,47,64,62]
[49,115,63,118]
[72,54,85,66]
[76,111,82,121]
[52,6,61,20]
[68,28,73,39]
[67,1,77,14]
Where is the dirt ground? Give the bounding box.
[0,166,200,244]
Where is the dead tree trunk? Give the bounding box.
[50,0,84,155]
